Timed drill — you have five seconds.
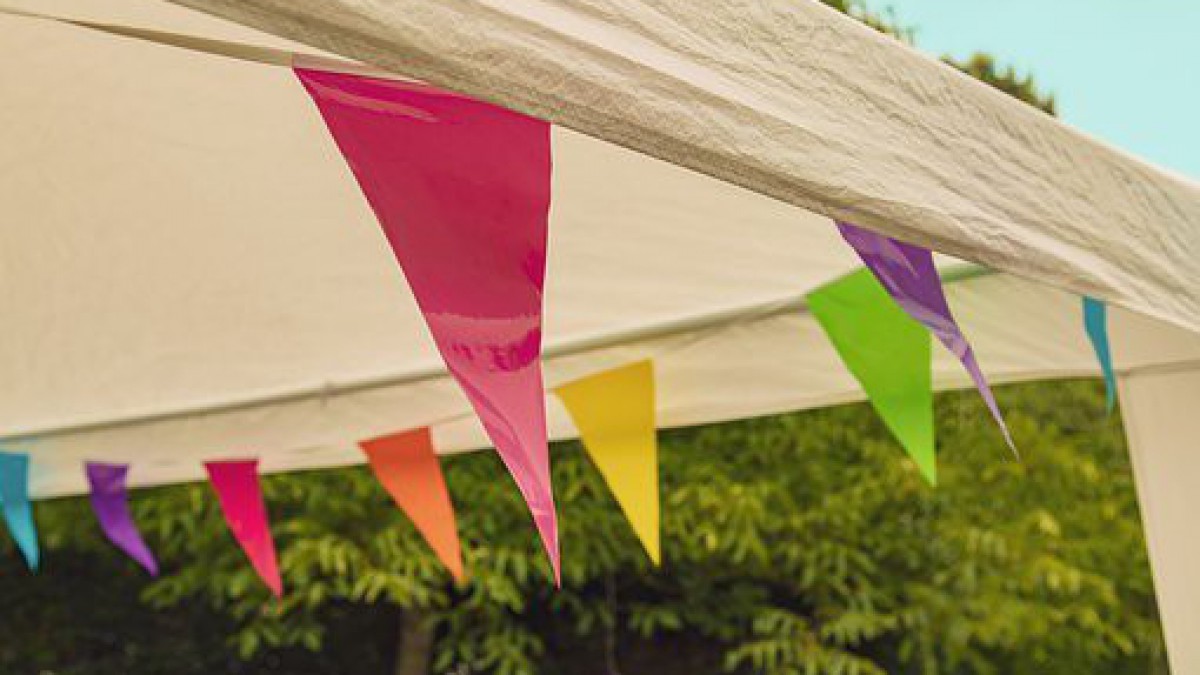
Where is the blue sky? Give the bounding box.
[870,0,1199,180]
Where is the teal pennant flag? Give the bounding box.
[809,269,937,485]
[1083,297,1117,413]
[0,451,39,570]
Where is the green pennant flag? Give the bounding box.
[808,269,936,485]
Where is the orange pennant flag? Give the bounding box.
[360,428,465,583]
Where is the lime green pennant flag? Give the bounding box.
[808,269,936,485]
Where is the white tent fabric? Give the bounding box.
[1121,370,1200,675]
[2,0,1200,671]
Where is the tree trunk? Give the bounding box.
[394,608,435,675]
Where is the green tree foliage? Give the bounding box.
[4,381,1167,674]
[820,0,1057,115]
[947,53,1057,115]
[820,0,915,41]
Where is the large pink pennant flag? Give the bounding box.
[205,460,282,597]
[295,68,559,580]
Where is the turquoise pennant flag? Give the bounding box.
[809,269,937,485]
[0,451,39,570]
[1083,297,1117,413]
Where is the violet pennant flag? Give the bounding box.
[361,428,465,583]
[836,222,1015,453]
[205,460,282,597]
[555,361,661,563]
[0,451,38,570]
[808,270,936,485]
[86,462,158,576]
[1083,297,1117,413]
[296,68,560,580]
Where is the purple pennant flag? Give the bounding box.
[86,462,158,576]
[837,222,1015,453]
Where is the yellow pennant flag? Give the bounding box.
[555,360,660,564]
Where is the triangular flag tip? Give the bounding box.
[556,360,661,564]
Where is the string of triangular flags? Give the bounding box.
[0,68,1117,592]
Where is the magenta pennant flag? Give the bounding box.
[205,460,282,597]
[837,222,1015,453]
[296,68,560,580]
[86,462,158,576]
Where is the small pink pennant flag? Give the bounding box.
[296,68,559,580]
[204,460,282,597]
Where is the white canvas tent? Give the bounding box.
[2,0,1199,670]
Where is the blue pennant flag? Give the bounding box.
[0,451,39,570]
[1083,297,1117,413]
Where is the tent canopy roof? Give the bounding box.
[2,0,1199,497]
